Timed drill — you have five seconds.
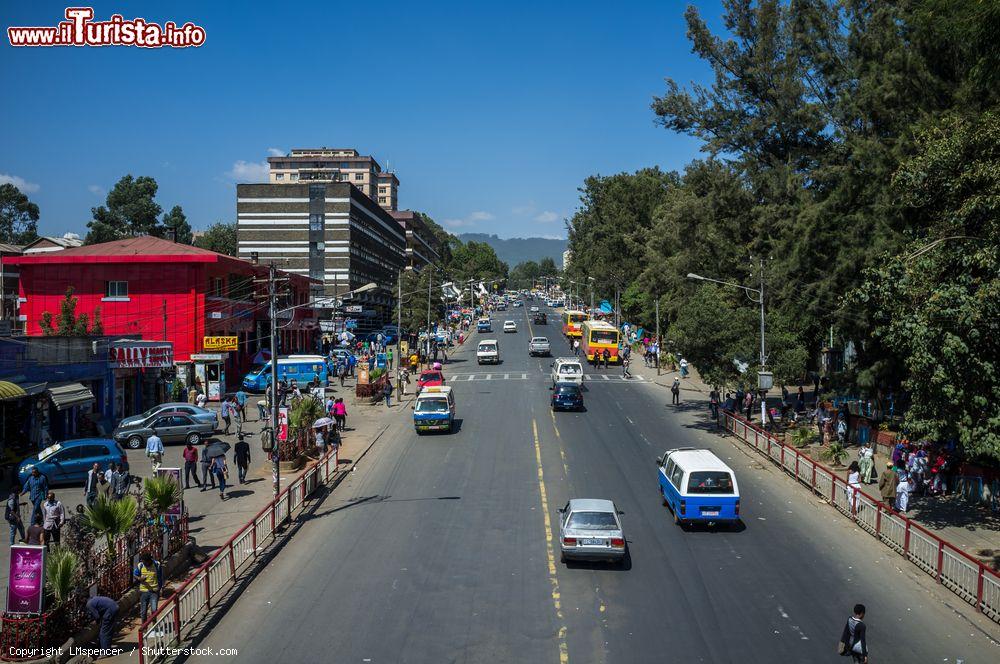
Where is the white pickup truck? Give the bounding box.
[477,339,501,365]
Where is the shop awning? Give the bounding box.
[0,381,26,402]
[47,382,95,411]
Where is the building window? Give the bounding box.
[105,281,128,298]
[310,213,324,231]
[290,173,299,181]
[355,173,363,181]
[379,197,387,203]
[378,186,387,194]
[275,173,285,181]
[207,277,225,297]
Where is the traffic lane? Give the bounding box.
[190,337,561,663]
[542,380,998,662]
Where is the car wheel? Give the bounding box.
[673,506,680,525]
[127,435,143,450]
[560,551,567,564]
[186,432,201,445]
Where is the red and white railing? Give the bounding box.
[722,411,1000,624]
[137,447,340,663]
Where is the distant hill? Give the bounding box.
[458,233,568,269]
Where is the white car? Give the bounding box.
[551,358,584,386]
[530,306,540,313]
[503,320,517,333]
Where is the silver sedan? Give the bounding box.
[558,498,627,564]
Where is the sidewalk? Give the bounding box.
[624,356,1000,570]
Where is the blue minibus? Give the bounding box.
[242,355,329,392]
[656,448,740,526]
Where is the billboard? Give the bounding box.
[6,545,45,614]
[203,336,238,352]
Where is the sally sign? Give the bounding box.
[6,545,45,614]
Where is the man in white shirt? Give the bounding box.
[146,433,164,474]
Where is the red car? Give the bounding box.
[417,370,445,392]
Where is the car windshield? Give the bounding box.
[568,511,618,530]
[37,443,64,461]
[560,364,581,374]
[532,338,548,343]
[590,330,618,344]
[421,372,442,382]
[478,344,496,352]
[415,398,450,413]
[138,405,162,419]
[687,471,735,494]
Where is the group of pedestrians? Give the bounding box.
[5,481,65,549]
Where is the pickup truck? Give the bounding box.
[528,337,551,356]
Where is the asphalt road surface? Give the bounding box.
[190,305,999,663]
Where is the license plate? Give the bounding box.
[702,510,719,517]
[580,538,604,546]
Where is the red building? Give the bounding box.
[9,236,319,399]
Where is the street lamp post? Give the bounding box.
[687,258,768,424]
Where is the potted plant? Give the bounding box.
[820,441,849,467]
[45,546,81,607]
[790,427,815,449]
[81,495,139,559]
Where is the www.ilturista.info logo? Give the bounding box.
[7,7,206,48]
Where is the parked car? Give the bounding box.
[113,411,215,450]
[528,337,551,356]
[116,402,217,430]
[558,498,626,564]
[18,438,129,487]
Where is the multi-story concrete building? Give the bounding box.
[268,148,399,212]
[236,182,406,331]
[389,210,442,270]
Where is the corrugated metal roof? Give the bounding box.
[38,235,222,257]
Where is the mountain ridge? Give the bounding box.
[458,233,567,268]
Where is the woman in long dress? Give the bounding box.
[858,443,875,484]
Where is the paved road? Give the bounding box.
[191,306,999,663]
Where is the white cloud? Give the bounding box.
[512,203,536,216]
[534,211,559,223]
[443,210,494,229]
[267,147,286,157]
[539,234,566,240]
[88,184,104,196]
[0,174,40,193]
[226,160,269,182]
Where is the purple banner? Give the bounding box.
[155,467,183,518]
[7,545,45,614]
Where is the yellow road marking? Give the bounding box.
[549,410,570,477]
[532,418,569,664]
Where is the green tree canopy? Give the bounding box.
[162,205,193,244]
[86,175,163,244]
[0,183,40,246]
[193,222,237,256]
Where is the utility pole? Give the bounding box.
[268,262,280,498]
[397,270,403,363]
[162,299,167,341]
[758,257,767,425]
[426,269,432,358]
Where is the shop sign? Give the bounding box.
[190,354,224,362]
[203,336,238,352]
[345,305,363,313]
[358,367,369,385]
[109,343,173,369]
[6,545,45,614]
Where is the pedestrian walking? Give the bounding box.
[896,470,912,513]
[573,339,580,356]
[383,379,394,407]
[679,357,689,378]
[622,355,632,379]
[600,348,610,369]
[847,461,862,512]
[25,467,47,523]
[670,377,681,405]
[146,432,164,474]
[182,441,201,489]
[96,473,112,502]
[220,398,233,435]
[709,388,719,420]
[878,462,898,507]
[84,462,102,508]
[104,462,116,484]
[200,445,216,491]
[387,347,394,370]
[333,398,347,431]
[111,464,129,500]
[195,391,208,409]
[858,443,875,484]
[25,514,44,546]
[338,362,347,387]
[838,604,868,663]
[234,435,251,484]
[795,386,805,413]
[5,487,25,545]
[86,596,119,651]
[41,492,64,549]
[257,399,268,421]
[235,389,248,421]
[133,552,162,622]
[744,392,754,421]
[212,455,228,500]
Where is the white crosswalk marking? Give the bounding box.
[485,374,492,380]
[602,374,610,381]
[521,373,527,379]
[504,374,509,380]
[467,375,475,381]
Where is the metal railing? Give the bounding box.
[721,411,1000,624]
[137,449,339,663]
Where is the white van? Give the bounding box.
[551,357,584,386]
[477,339,500,365]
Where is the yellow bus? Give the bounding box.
[562,310,589,338]
[580,320,621,363]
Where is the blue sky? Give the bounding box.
[1,1,722,240]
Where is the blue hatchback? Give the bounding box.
[18,438,129,488]
[551,382,584,411]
